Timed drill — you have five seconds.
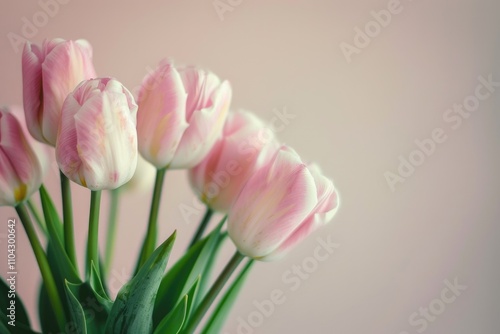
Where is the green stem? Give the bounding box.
[188,206,214,249]
[202,259,255,333]
[87,190,102,278]
[136,168,167,272]
[195,222,228,306]
[15,203,66,330]
[27,198,47,236]
[104,188,121,274]
[183,251,245,334]
[60,171,77,269]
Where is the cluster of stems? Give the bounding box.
[15,168,251,333]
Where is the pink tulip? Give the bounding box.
[22,38,96,146]
[189,110,278,212]
[137,59,232,169]
[8,105,52,176]
[55,78,138,190]
[227,146,340,261]
[0,108,43,206]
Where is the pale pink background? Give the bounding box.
[1,0,499,333]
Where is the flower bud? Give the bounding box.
[227,146,339,261]
[0,108,43,206]
[22,38,96,146]
[8,105,52,176]
[56,78,138,190]
[137,59,231,169]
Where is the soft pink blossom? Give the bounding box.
[0,108,43,206]
[22,38,96,146]
[227,145,339,261]
[8,105,51,176]
[137,59,231,169]
[56,78,138,190]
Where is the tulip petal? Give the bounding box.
[137,61,188,168]
[57,78,138,190]
[178,66,222,120]
[228,147,317,259]
[22,42,45,143]
[41,40,97,145]
[0,111,42,206]
[56,95,83,184]
[264,188,339,261]
[262,165,340,261]
[73,91,138,190]
[170,80,231,168]
[42,38,65,55]
[308,164,340,224]
[191,110,278,211]
[188,138,223,203]
[8,105,52,178]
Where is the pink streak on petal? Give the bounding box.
[22,42,45,143]
[41,40,96,145]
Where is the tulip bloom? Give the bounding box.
[137,59,232,169]
[0,108,43,206]
[22,38,96,146]
[228,146,339,261]
[8,105,52,176]
[189,110,278,212]
[56,78,138,190]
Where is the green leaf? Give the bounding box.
[65,266,113,334]
[0,319,8,334]
[0,277,36,334]
[37,187,82,333]
[195,232,227,306]
[38,185,63,237]
[154,222,223,326]
[183,276,200,325]
[38,239,82,333]
[0,277,31,327]
[154,277,200,334]
[38,186,81,333]
[153,296,187,334]
[97,255,111,297]
[202,260,254,334]
[40,187,81,284]
[105,231,176,334]
[38,283,59,334]
[89,261,111,303]
[65,281,87,334]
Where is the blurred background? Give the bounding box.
[1,0,499,333]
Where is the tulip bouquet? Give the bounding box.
[0,38,339,334]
